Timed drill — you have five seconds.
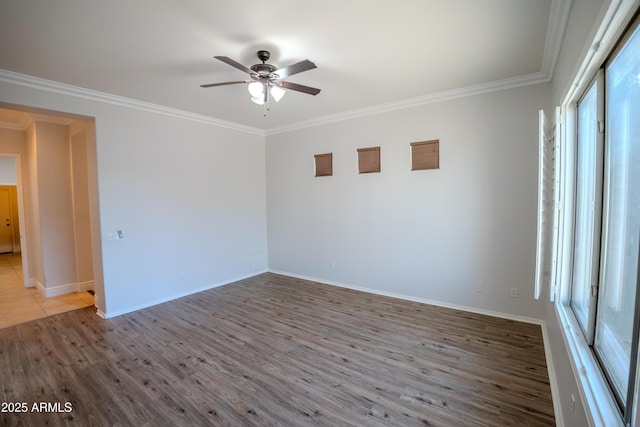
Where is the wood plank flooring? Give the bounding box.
[0,273,555,426]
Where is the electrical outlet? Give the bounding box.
[330,261,335,270]
[476,282,484,293]
[510,288,518,298]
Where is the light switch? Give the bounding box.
[107,230,124,242]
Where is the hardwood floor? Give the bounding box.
[0,273,555,426]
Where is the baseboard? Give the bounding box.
[100,269,268,319]
[540,321,564,427]
[42,282,78,297]
[31,278,44,294]
[267,269,557,421]
[76,280,95,292]
[267,270,561,421]
[268,269,544,325]
[30,278,96,298]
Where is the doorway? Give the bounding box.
[0,105,103,327]
[0,154,94,329]
[0,154,28,286]
[0,154,27,294]
[0,185,18,253]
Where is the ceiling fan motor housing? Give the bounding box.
[251,63,277,77]
[256,50,270,62]
[251,51,277,78]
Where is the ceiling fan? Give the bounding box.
[200,50,321,106]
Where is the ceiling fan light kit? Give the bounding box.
[201,49,321,115]
[247,81,264,97]
[247,80,285,105]
[270,85,285,102]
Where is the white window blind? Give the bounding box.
[535,109,557,300]
[550,106,564,304]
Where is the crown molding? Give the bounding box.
[0,69,265,136]
[541,0,574,78]
[266,0,573,136]
[18,115,31,129]
[0,109,31,130]
[30,113,74,126]
[0,107,79,130]
[0,120,25,131]
[266,71,550,136]
[0,66,554,138]
[1,1,571,139]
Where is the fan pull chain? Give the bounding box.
[263,87,270,117]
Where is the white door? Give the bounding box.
[0,188,14,253]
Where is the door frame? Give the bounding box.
[0,153,29,287]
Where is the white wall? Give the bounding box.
[69,123,94,287]
[551,0,608,106]
[0,157,16,184]
[97,109,267,316]
[25,122,44,286]
[0,79,268,317]
[35,121,78,290]
[0,128,26,155]
[267,83,549,320]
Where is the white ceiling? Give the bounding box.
[0,0,564,132]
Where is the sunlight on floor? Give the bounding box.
[0,252,94,329]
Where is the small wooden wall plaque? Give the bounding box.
[314,153,333,177]
[357,146,381,173]
[410,140,439,170]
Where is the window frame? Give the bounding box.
[554,7,640,426]
[593,15,640,416]
[569,72,604,344]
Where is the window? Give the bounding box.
[410,140,439,170]
[314,153,333,177]
[357,146,380,173]
[594,21,640,411]
[570,78,602,342]
[568,15,640,422]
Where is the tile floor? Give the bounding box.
[0,252,94,330]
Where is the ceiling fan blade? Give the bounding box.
[200,80,251,88]
[274,60,317,79]
[214,56,254,75]
[277,81,321,96]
